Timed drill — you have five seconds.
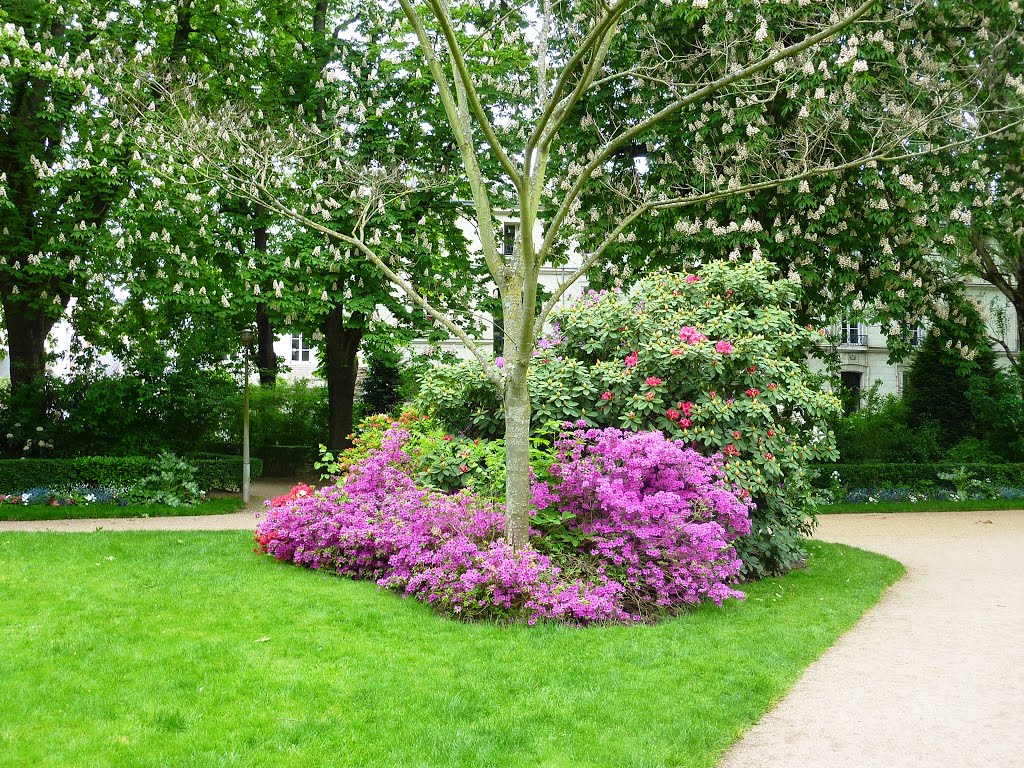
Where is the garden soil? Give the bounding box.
[718,509,1024,768]
[4,499,1023,766]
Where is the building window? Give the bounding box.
[840,320,865,346]
[502,222,518,257]
[909,326,924,348]
[840,370,863,414]
[291,333,311,363]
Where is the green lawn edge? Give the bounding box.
[0,532,902,768]
[0,496,244,522]
[820,497,1024,514]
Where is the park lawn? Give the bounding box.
[0,496,244,522]
[820,497,1024,514]
[0,532,902,768]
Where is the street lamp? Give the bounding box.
[240,328,254,504]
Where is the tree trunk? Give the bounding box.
[503,360,533,550]
[2,295,51,396]
[253,227,278,386]
[323,303,364,451]
[1,293,55,426]
[255,302,277,387]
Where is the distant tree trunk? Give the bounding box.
[253,227,278,386]
[1,292,56,426]
[255,303,277,386]
[323,303,364,451]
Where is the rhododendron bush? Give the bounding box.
[417,261,842,577]
[256,426,750,624]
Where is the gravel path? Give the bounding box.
[0,480,297,532]
[718,509,1024,768]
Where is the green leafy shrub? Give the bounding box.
[126,453,202,507]
[832,392,943,463]
[812,462,1024,493]
[227,380,329,448]
[360,350,406,416]
[246,445,319,477]
[417,261,843,577]
[903,324,1000,450]
[0,455,262,494]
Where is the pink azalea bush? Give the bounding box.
[256,425,751,625]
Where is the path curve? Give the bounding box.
[0,480,297,533]
[718,509,1024,768]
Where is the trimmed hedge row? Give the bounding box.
[0,455,263,494]
[204,443,320,477]
[814,463,1024,490]
[250,445,319,478]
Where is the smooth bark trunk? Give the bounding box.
[503,362,533,550]
[323,303,364,451]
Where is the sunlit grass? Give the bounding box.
[0,497,244,522]
[0,532,902,768]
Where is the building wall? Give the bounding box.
[811,279,1019,404]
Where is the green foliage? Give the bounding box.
[359,350,407,417]
[833,325,1024,466]
[228,380,329,449]
[125,453,202,508]
[903,327,999,449]
[813,463,1024,493]
[832,392,943,464]
[418,262,844,577]
[0,455,262,495]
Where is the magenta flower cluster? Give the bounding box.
[256,425,751,624]
[532,427,752,614]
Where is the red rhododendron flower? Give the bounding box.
[601,390,613,401]
[666,408,680,421]
[745,388,760,397]
[624,351,639,367]
[645,376,663,387]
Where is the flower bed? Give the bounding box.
[256,426,751,625]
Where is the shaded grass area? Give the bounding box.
[0,497,244,522]
[821,498,1024,515]
[0,532,903,768]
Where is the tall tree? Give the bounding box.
[553,1,1024,365]
[128,0,1021,548]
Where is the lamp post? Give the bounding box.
[240,328,254,504]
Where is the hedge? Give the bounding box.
[813,463,1024,490]
[249,445,319,478]
[0,455,263,494]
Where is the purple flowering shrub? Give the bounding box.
[533,427,751,615]
[256,425,751,625]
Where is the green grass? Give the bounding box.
[0,533,903,768]
[821,497,1024,514]
[0,496,244,522]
